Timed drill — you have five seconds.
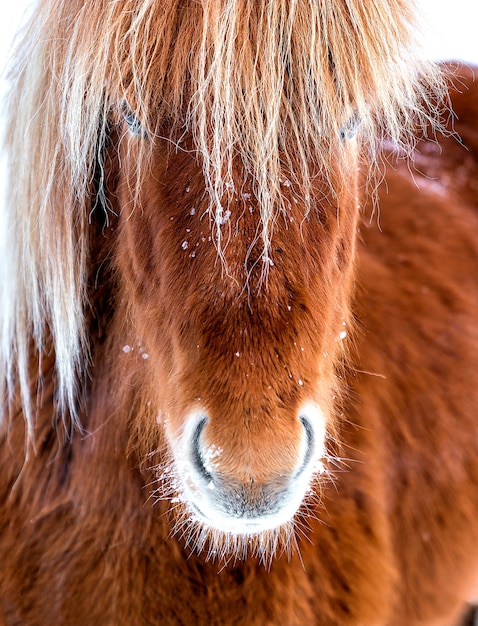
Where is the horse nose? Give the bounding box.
[191,417,215,483]
[191,410,317,486]
[298,414,315,475]
[179,408,324,532]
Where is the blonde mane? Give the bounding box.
[1,0,444,437]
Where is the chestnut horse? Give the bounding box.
[1,1,478,624]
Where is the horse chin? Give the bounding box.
[183,473,317,536]
[189,505,293,536]
[169,464,322,563]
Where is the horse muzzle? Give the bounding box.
[172,405,326,534]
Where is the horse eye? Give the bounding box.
[339,112,361,141]
[121,102,145,137]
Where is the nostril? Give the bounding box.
[192,417,213,483]
[298,415,315,474]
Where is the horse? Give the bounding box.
[1,1,478,624]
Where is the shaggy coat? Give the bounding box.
[0,1,477,624]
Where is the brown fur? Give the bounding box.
[1,1,478,624]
